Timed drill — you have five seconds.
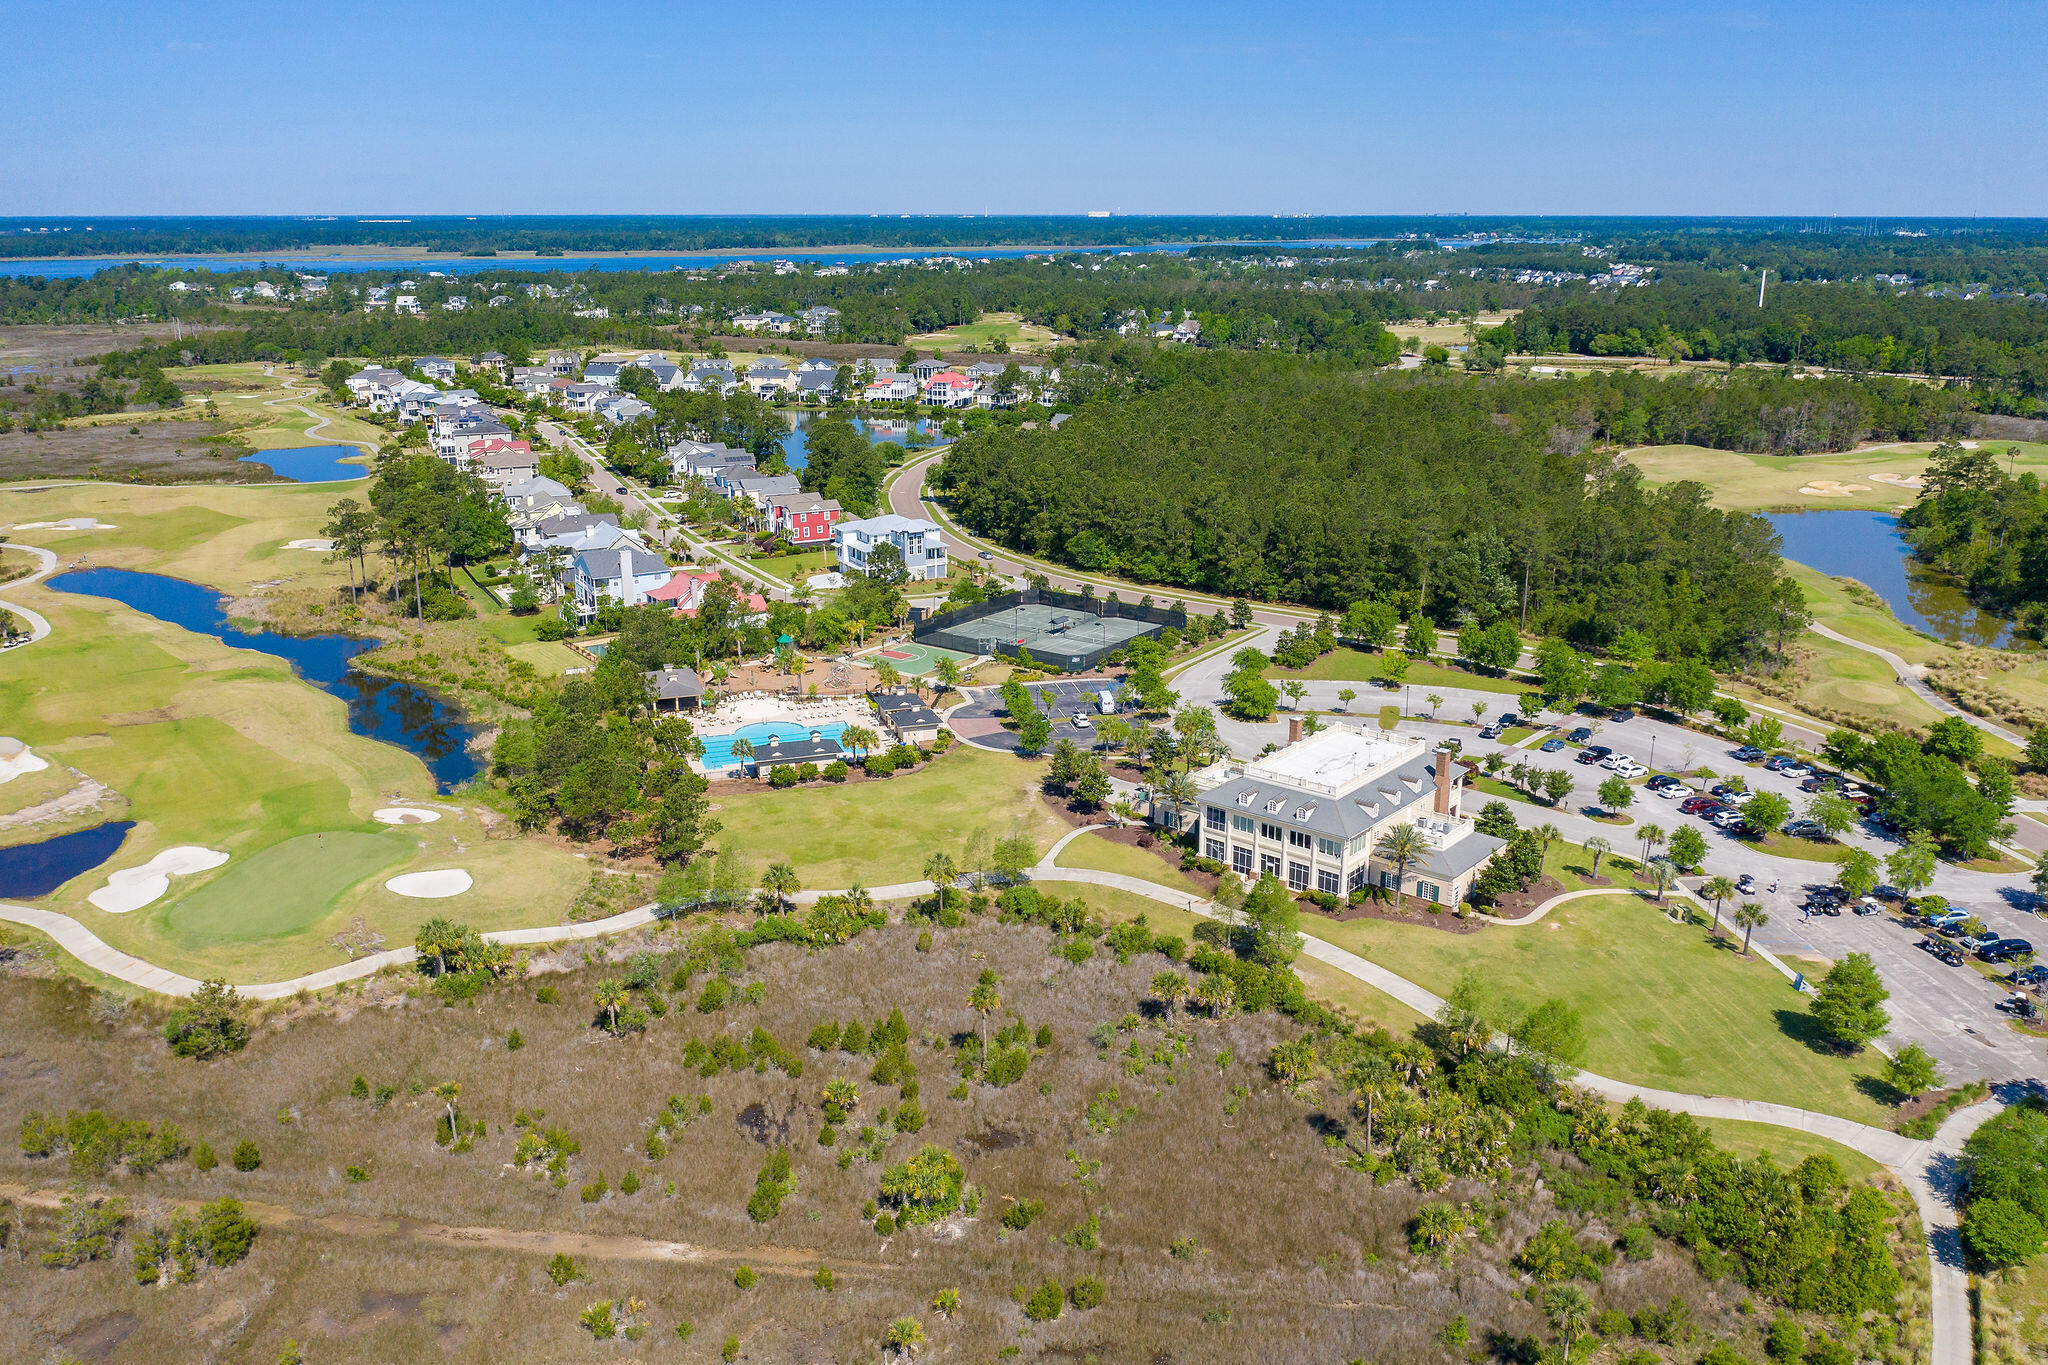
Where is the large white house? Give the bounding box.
[565,545,674,620]
[1180,727,1504,907]
[832,514,947,582]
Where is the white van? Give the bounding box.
[1097,689,1117,715]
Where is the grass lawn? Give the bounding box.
[1268,647,1529,695]
[1299,889,1890,1123]
[174,362,385,453]
[905,312,1062,354]
[161,830,414,945]
[746,548,833,586]
[710,746,1071,888]
[1689,1117,1883,1181]
[506,639,588,675]
[1051,829,1205,893]
[1752,830,1849,864]
[1046,880,1430,1036]
[1629,440,2048,513]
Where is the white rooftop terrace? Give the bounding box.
[1203,727,1428,798]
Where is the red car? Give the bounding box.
[1679,795,1718,815]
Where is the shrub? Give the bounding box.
[619,1171,641,1196]
[506,1028,523,1051]
[344,1163,370,1182]
[814,1266,835,1291]
[536,986,559,1004]
[1002,1199,1044,1230]
[798,762,820,782]
[698,978,731,1013]
[581,1175,607,1203]
[1620,1223,1654,1261]
[768,764,799,788]
[824,760,849,782]
[875,1212,897,1234]
[162,980,250,1059]
[547,1253,582,1286]
[231,1140,261,1172]
[192,1142,217,1171]
[865,753,897,777]
[747,1149,795,1222]
[1023,1280,1064,1321]
[580,1300,616,1340]
[734,1265,758,1289]
[1069,1276,1105,1310]
[722,1335,740,1362]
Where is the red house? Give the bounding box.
[766,490,844,546]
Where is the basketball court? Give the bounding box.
[860,639,974,678]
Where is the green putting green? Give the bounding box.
[160,830,416,946]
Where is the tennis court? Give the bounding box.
[862,639,973,677]
[921,600,1154,665]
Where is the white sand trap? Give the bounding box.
[88,846,229,913]
[386,869,473,898]
[9,517,114,531]
[373,806,443,825]
[1797,480,1870,497]
[0,738,50,784]
[1868,471,1927,489]
[284,538,336,552]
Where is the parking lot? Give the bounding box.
[946,680,1121,755]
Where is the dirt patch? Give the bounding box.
[0,419,270,485]
[735,1096,799,1147]
[57,1311,137,1361]
[964,1124,1030,1152]
[1481,874,1570,920]
[1304,895,1487,934]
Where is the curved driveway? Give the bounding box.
[0,543,57,645]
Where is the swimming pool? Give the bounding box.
[700,720,850,770]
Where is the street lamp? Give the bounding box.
[1404,685,1411,718]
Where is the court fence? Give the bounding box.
[912,587,1187,673]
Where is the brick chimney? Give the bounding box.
[1434,748,1456,815]
[1287,716,1303,745]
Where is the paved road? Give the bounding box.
[1810,620,2027,749]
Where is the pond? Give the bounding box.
[48,568,482,789]
[238,445,369,483]
[1764,509,2017,648]
[780,414,943,470]
[0,821,135,899]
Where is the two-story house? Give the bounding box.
[1182,727,1504,907]
[833,514,947,582]
[765,490,844,546]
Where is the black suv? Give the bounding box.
[1981,938,2036,963]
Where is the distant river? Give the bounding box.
[238,444,369,482]
[48,568,481,789]
[1763,509,2017,648]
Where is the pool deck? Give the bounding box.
[694,693,879,737]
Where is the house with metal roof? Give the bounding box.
[1183,727,1503,907]
[871,689,942,746]
[644,667,706,712]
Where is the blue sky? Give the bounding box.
[3,0,2043,216]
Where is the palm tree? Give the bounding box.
[1734,902,1769,956]
[1375,824,1428,914]
[594,978,627,1033]
[1638,823,1666,866]
[1153,770,1199,836]
[1336,688,1356,712]
[432,1080,462,1136]
[1349,1054,1396,1150]
[414,916,464,976]
[1583,836,1612,878]
[968,969,1001,1058]
[841,725,878,761]
[1646,856,1679,907]
[846,882,873,912]
[823,1078,860,1115]
[923,851,959,909]
[1532,824,1562,863]
[1151,969,1188,1023]
[761,861,800,911]
[1412,1202,1463,1255]
[1700,875,1736,935]
[1192,972,1235,1019]
[1543,1286,1595,1362]
[729,736,755,773]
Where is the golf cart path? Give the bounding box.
[0,543,57,645]
[0,860,2001,1363]
[1808,620,2025,748]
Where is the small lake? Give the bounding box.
[239,445,369,483]
[1764,509,2017,648]
[48,568,482,789]
[780,414,943,470]
[0,821,134,899]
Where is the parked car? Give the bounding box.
[1496,713,1519,728]
[1982,938,2036,963]
[1712,810,1750,831]
[1732,745,1766,762]
[1578,746,1612,765]
[1853,897,1883,916]
[1709,784,1743,800]
[1069,712,1092,731]
[1782,819,1826,839]
[1478,724,1502,740]
[1610,708,1635,722]
[1799,777,1828,792]
[1921,908,1968,931]
[1566,728,1593,744]
[1680,795,1719,814]
[1961,930,2003,952]
[1540,738,1566,753]
[1653,781,1688,799]
[2010,964,2048,987]
[1779,763,1812,779]
[1609,760,1647,779]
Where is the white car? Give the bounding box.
[1603,757,1646,778]
[1069,713,1092,730]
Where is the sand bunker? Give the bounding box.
[88,846,229,913]
[9,517,113,531]
[1868,472,1927,489]
[0,738,50,784]
[284,538,336,552]
[386,869,473,899]
[1797,480,1871,497]
[373,806,443,825]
